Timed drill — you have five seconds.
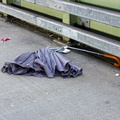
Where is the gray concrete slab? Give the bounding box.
[0,20,120,120]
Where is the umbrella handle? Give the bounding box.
[104,54,120,67]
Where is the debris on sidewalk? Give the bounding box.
[1,48,82,78]
[52,46,120,67]
[115,73,119,77]
[0,37,11,44]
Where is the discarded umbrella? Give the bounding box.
[1,48,82,78]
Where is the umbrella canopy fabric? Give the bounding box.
[1,48,82,78]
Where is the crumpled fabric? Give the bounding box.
[1,48,82,78]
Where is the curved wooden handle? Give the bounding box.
[104,54,120,67]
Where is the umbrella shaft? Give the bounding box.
[68,47,104,56]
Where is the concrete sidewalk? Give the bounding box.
[0,20,120,120]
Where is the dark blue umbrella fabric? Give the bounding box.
[1,48,82,78]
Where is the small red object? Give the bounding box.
[47,33,51,36]
[1,38,11,41]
